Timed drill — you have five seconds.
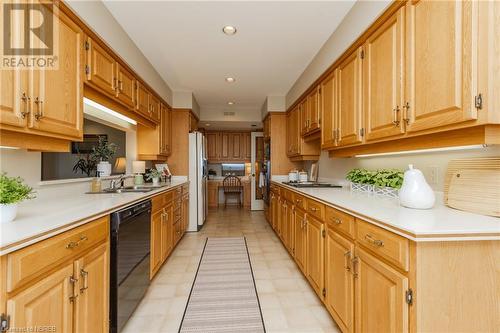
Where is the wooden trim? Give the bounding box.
[262,111,287,122]
[58,1,171,109]
[328,125,498,158]
[0,130,70,152]
[285,1,406,114]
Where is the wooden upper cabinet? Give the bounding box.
[243,132,251,160]
[354,248,408,333]
[220,132,231,160]
[29,9,83,139]
[0,69,28,129]
[299,100,309,135]
[149,94,161,123]
[307,86,321,133]
[161,104,172,155]
[337,47,363,146]
[364,8,405,141]
[115,64,135,109]
[136,82,150,117]
[7,263,74,333]
[405,0,478,133]
[230,133,242,160]
[206,132,219,161]
[85,38,116,97]
[321,70,337,148]
[325,229,354,333]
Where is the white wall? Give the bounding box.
[286,0,391,108]
[66,0,173,105]
[261,95,286,119]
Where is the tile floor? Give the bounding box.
[123,207,340,333]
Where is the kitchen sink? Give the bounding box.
[87,186,154,194]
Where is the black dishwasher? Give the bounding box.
[110,199,151,333]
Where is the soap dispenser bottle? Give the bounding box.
[398,164,435,209]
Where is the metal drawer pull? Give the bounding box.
[69,275,79,302]
[80,269,89,293]
[66,235,88,249]
[365,234,384,247]
[351,256,359,278]
[34,97,44,120]
[295,199,302,203]
[309,207,318,212]
[20,92,29,118]
[344,251,351,271]
[330,217,342,225]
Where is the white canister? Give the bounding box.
[298,171,308,183]
[398,164,435,209]
[288,170,298,182]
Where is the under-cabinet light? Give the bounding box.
[83,98,137,125]
[0,146,20,150]
[354,145,488,158]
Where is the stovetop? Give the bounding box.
[282,181,342,188]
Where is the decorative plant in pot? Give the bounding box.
[146,169,162,186]
[0,173,35,223]
[346,168,403,198]
[91,137,117,177]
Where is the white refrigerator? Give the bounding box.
[188,132,207,231]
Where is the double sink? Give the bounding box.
[88,185,160,194]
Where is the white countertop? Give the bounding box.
[0,178,188,255]
[272,180,500,242]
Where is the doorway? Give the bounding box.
[250,132,264,210]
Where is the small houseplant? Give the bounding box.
[0,173,35,223]
[346,168,403,198]
[92,137,117,177]
[146,169,162,185]
[346,168,377,193]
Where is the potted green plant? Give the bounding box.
[346,168,376,193]
[146,169,162,186]
[91,137,117,177]
[346,168,403,198]
[0,173,35,223]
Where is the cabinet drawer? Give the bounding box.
[174,186,182,199]
[283,189,294,202]
[306,198,325,221]
[152,191,174,212]
[325,206,355,239]
[182,184,189,193]
[6,217,109,292]
[174,207,182,221]
[356,219,409,271]
[292,193,305,210]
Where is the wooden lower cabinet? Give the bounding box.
[161,205,174,262]
[325,229,354,333]
[6,263,74,333]
[3,217,109,333]
[208,183,218,208]
[305,215,325,298]
[74,243,109,333]
[150,209,164,276]
[293,207,307,274]
[354,247,408,333]
[285,203,295,254]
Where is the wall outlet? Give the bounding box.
[426,166,439,185]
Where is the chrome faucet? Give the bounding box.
[109,174,132,190]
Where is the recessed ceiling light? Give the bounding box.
[222,25,237,35]
[227,101,235,105]
[205,123,211,126]
[225,77,235,83]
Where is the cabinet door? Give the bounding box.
[325,229,354,333]
[163,105,172,155]
[364,8,405,141]
[161,206,173,261]
[293,208,307,274]
[115,64,135,109]
[206,132,219,161]
[219,132,231,160]
[280,200,288,242]
[306,215,324,298]
[321,70,337,147]
[354,248,409,333]
[150,210,163,276]
[30,10,83,139]
[207,184,219,208]
[230,133,242,160]
[149,94,161,123]
[86,38,116,97]
[291,107,300,154]
[136,82,150,118]
[75,243,109,333]
[0,69,28,128]
[243,132,251,160]
[338,47,363,146]
[286,112,293,156]
[270,193,276,230]
[299,100,309,135]
[6,263,74,333]
[308,86,320,132]
[405,0,478,133]
[286,205,295,254]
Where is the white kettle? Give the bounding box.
[398,164,435,209]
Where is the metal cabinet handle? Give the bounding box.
[69,275,79,302]
[66,235,88,249]
[344,251,351,271]
[80,268,89,293]
[34,97,44,120]
[351,256,359,278]
[330,217,342,225]
[20,92,29,119]
[309,207,318,212]
[392,107,400,126]
[365,234,384,247]
[402,102,410,124]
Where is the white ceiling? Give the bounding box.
[104,1,355,120]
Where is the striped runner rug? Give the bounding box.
[179,237,265,333]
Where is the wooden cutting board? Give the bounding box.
[445,158,500,217]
